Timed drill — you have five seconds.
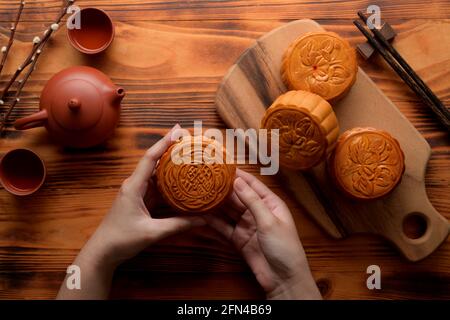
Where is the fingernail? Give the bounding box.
[170,124,182,142]
[234,177,246,191]
[170,124,181,134]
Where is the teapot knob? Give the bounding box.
[68,98,81,111]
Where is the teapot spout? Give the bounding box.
[111,86,125,106]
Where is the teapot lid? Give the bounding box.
[49,79,103,131]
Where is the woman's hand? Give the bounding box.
[84,125,204,264]
[82,124,204,268]
[57,124,204,299]
[204,169,322,300]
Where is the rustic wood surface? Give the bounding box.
[0,0,448,299]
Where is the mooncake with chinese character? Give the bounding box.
[156,136,236,213]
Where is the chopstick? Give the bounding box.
[357,12,448,118]
[353,17,450,131]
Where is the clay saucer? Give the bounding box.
[67,7,115,55]
[0,149,46,196]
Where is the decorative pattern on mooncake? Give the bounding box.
[282,31,358,102]
[156,136,236,213]
[261,90,340,170]
[328,127,405,200]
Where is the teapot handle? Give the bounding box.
[14,109,48,130]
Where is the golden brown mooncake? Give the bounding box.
[328,127,405,201]
[260,90,340,170]
[282,31,358,103]
[156,136,236,213]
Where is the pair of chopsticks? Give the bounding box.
[354,12,450,131]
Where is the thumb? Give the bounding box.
[150,216,205,241]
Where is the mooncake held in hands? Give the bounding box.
[328,127,405,201]
[261,90,340,170]
[156,136,236,213]
[282,31,358,103]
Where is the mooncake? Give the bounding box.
[260,90,339,170]
[156,136,236,213]
[282,31,358,103]
[328,127,405,200]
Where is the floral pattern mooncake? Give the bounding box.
[282,31,358,103]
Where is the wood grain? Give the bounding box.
[1,0,450,21]
[0,1,449,299]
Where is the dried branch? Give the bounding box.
[0,49,40,133]
[1,0,74,101]
[0,0,74,135]
[0,1,25,76]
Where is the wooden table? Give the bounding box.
[0,0,448,300]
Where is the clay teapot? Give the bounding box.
[14,66,125,148]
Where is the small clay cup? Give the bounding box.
[67,7,115,55]
[0,149,46,196]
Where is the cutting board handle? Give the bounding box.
[382,177,450,261]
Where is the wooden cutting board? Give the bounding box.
[215,19,450,262]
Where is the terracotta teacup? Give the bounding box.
[67,7,115,55]
[0,149,46,196]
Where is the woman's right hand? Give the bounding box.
[204,169,322,300]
